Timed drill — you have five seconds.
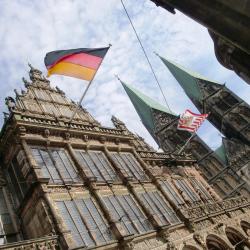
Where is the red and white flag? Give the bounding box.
[177,109,208,133]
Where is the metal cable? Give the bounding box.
[120,0,172,112]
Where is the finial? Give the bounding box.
[22,77,31,87]
[153,51,160,57]
[108,43,112,47]
[14,89,19,96]
[28,63,34,70]
[114,74,122,82]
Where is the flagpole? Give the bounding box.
[177,133,196,155]
[68,44,111,123]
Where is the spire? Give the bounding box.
[214,142,228,165]
[121,81,174,137]
[159,56,221,102]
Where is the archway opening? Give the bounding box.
[225,227,250,250]
[206,235,230,250]
[241,221,250,236]
[182,246,199,250]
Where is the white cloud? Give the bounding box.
[0,0,249,150]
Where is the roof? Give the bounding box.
[215,143,228,165]
[159,56,221,101]
[121,81,174,135]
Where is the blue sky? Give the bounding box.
[0,0,249,150]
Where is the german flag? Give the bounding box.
[44,47,109,81]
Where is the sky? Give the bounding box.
[0,0,249,150]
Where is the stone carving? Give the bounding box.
[193,232,206,247]
[44,129,50,138]
[5,96,16,112]
[11,237,58,250]
[152,109,177,133]
[22,77,31,88]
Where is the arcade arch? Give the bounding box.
[206,234,231,250]
[225,227,250,250]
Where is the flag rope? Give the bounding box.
[120,0,172,113]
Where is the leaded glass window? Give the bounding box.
[175,179,200,202]
[31,147,80,184]
[75,150,119,182]
[139,191,180,225]
[110,152,148,181]
[160,180,184,206]
[102,194,153,236]
[56,198,113,247]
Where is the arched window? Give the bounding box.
[182,245,200,250]
[241,221,250,236]
[225,227,250,250]
[206,234,231,250]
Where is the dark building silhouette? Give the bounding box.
[151,0,250,85]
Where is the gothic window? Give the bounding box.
[160,180,185,206]
[7,157,29,205]
[56,198,113,247]
[138,191,180,226]
[74,150,119,182]
[31,147,80,184]
[175,179,200,203]
[221,91,239,106]
[110,152,148,181]
[229,113,248,127]
[0,189,16,245]
[102,194,153,236]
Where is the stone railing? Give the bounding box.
[0,235,58,250]
[181,196,249,221]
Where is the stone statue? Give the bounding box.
[5,96,15,112]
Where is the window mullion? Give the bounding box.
[65,200,96,246]
[58,150,78,181]
[112,154,134,179]
[79,151,97,178]
[124,154,145,179]
[151,192,172,223]
[46,149,64,184]
[117,196,141,233]
[37,148,54,182]
[10,163,24,198]
[88,152,109,181]
[122,154,142,180]
[82,199,107,243]
[55,149,73,181]
[108,196,134,234]
[95,153,115,181]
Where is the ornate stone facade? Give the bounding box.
[0,66,250,250]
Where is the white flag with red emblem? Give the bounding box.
[177,109,208,133]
